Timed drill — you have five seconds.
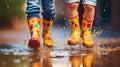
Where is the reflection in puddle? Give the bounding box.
[0,44,120,67]
[50,50,94,67]
[29,50,42,67]
[43,51,52,67]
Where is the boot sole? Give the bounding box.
[83,43,94,48]
[68,41,80,45]
[44,44,53,48]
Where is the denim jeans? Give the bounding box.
[65,0,97,6]
[26,0,56,20]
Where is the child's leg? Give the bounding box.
[82,0,97,47]
[42,0,56,47]
[26,0,41,48]
[65,0,81,45]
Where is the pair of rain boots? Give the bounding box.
[28,15,94,48]
[68,15,94,48]
[28,17,53,49]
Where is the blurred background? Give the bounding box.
[0,0,120,36]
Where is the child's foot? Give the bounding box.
[28,17,41,49]
[43,19,53,47]
[28,37,40,49]
[82,33,94,48]
[68,32,81,45]
[43,34,53,47]
[82,18,94,48]
[67,15,81,45]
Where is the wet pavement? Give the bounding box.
[0,20,120,67]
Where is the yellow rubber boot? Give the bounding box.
[28,17,41,49]
[68,15,81,45]
[82,19,94,48]
[42,19,53,47]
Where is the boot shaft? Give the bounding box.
[43,19,53,36]
[82,19,93,34]
[69,15,81,33]
[28,17,41,37]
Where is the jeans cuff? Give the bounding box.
[83,1,97,6]
[27,13,40,19]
